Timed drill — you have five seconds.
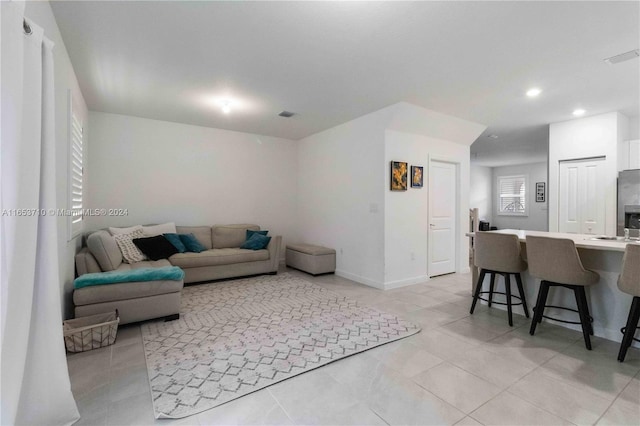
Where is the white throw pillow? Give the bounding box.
[109,225,143,236]
[142,222,177,236]
[114,229,147,263]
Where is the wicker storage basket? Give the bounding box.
[63,310,119,353]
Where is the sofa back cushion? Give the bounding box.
[75,248,103,275]
[86,230,123,271]
[212,224,260,249]
[142,222,177,236]
[176,226,213,250]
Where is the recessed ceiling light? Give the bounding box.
[221,101,231,114]
[526,88,541,97]
[573,109,586,116]
[278,111,295,118]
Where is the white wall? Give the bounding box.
[549,112,627,235]
[297,103,484,289]
[470,165,493,223]
[297,110,388,287]
[87,112,299,252]
[492,162,548,231]
[619,115,639,171]
[629,115,639,140]
[24,1,89,319]
[384,130,471,287]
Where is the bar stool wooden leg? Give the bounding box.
[530,281,550,335]
[515,273,529,318]
[573,286,592,350]
[618,297,640,362]
[488,273,496,307]
[470,269,486,314]
[537,282,550,324]
[505,273,513,326]
[581,290,594,336]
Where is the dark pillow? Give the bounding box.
[240,233,271,250]
[179,233,206,253]
[246,229,268,241]
[163,233,186,253]
[132,235,178,260]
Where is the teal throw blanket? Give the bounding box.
[74,266,184,289]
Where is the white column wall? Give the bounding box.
[384,130,471,288]
[297,110,388,288]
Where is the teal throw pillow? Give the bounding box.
[240,233,271,250]
[246,229,268,240]
[163,233,186,253]
[179,233,206,253]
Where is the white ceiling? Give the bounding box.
[50,1,639,166]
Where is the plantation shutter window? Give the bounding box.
[69,96,84,239]
[498,175,527,216]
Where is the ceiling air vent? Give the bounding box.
[604,49,639,65]
[278,111,295,118]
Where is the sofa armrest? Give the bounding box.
[266,236,282,272]
[75,247,103,276]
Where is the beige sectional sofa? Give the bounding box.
[74,224,281,324]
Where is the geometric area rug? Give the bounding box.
[141,272,421,418]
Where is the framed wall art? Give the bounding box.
[411,166,424,188]
[536,182,545,202]
[390,161,408,191]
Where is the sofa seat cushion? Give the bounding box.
[170,248,269,268]
[116,259,172,270]
[73,277,183,306]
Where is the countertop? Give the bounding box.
[466,229,638,252]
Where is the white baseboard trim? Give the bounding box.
[384,275,430,290]
[335,270,385,290]
[334,271,431,291]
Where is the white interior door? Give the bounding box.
[559,162,581,234]
[429,160,457,277]
[559,158,605,235]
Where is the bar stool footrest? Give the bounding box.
[477,291,524,307]
[620,326,640,343]
[534,305,594,326]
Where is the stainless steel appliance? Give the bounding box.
[617,169,640,237]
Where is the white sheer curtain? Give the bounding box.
[1,1,80,424]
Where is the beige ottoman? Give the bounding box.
[286,244,336,275]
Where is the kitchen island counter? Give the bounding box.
[468,229,638,345]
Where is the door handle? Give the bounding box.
[430,224,436,228]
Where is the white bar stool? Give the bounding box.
[526,236,599,350]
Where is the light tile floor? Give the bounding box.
[67,269,640,425]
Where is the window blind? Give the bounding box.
[498,175,526,214]
[69,110,83,238]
